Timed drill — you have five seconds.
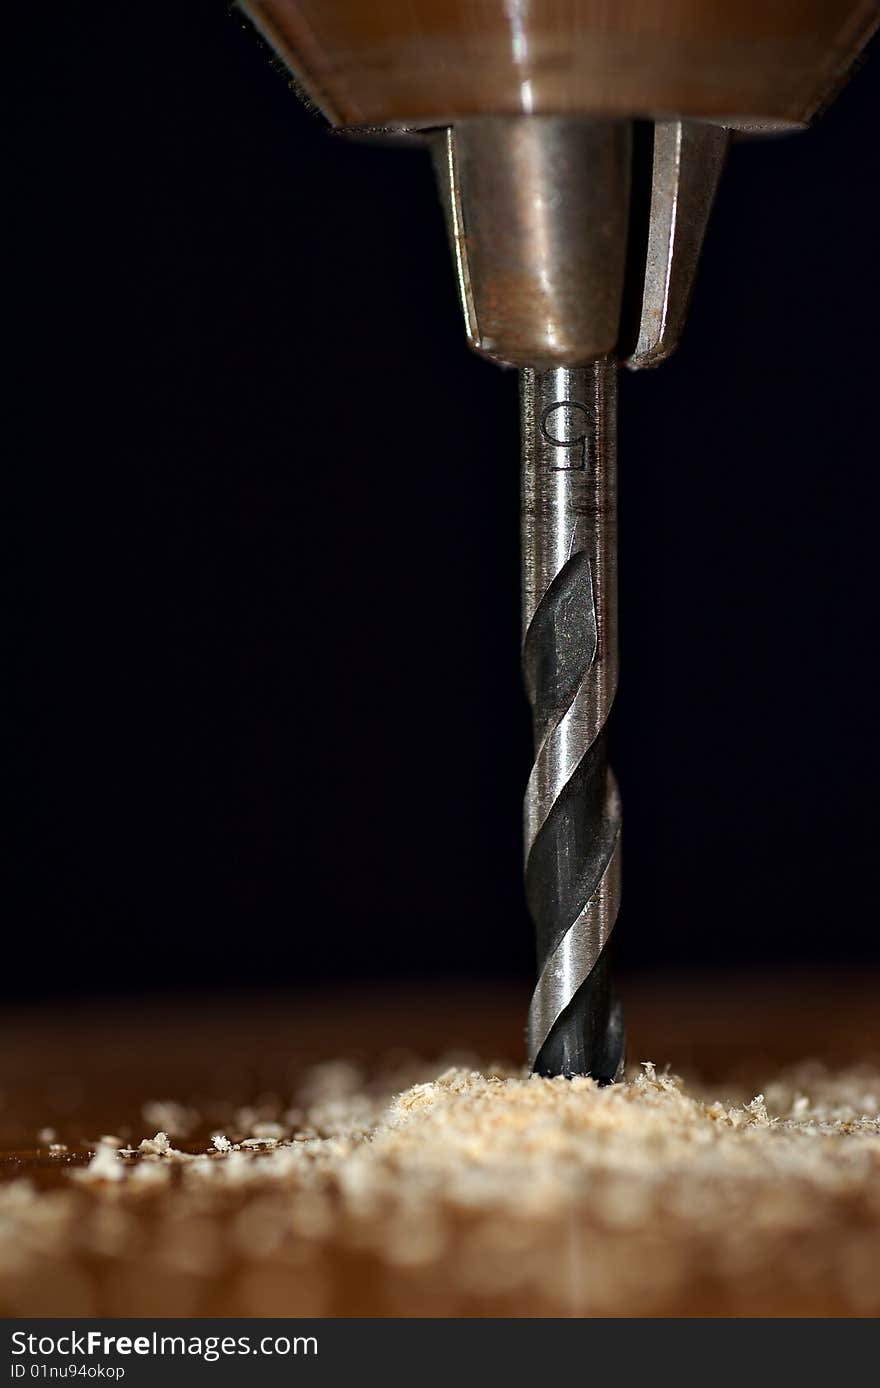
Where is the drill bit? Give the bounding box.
[521,362,623,1080]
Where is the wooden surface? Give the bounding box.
[0,972,877,1317]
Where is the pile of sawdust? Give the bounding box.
[1,1060,879,1316]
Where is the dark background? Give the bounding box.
[6,4,880,1001]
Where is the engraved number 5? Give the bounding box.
[540,401,592,471]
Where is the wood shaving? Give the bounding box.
[2,1059,879,1315]
[72,1140,124,1184]
[138,1132,172,1157]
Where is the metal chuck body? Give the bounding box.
[521,364,623,1080]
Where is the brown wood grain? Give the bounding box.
[0,973,877,1316]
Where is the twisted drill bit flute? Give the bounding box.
[241,0,879,1078]
[522,365,623,1079]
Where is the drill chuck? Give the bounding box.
[242,0,879,1080]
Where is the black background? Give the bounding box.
[6,3,880,1001]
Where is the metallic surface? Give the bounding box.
[521,364,623,1078]
[628,121,729,369]
[434,119,631,369]
[242,3,877,1078]
[241,1,880,132]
